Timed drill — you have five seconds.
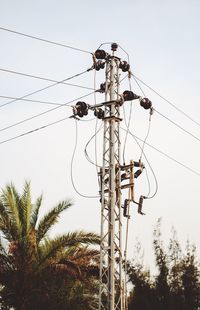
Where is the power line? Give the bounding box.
[0,68,94,91]
[0,68,92,109]
[122,61,133,165]
[0,91,95,133]
[2,111,197,186]
[154,108,200,144]
[123,128,200,177]
[121,125,158,199]
[0,116,71,145]
[0,26,92,55]
[0,95,63,106]
[132,74,200,146]
[132,73,200,128]
[0,108,198,186]
[126,74,155,197]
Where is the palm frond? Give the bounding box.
[48,260,82,279]
[20,181,32,234]
[30,194,43,229]
[1,184,22,239]
[0,194,20,242]
[63,247,99,265]
[38,231,100,266]
[36,200,72,243]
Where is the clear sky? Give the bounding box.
[0,0,200,269]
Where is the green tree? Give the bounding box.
[0,182,100,310]
[126,219,200,310]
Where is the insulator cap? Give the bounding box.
[134,169,143,179]
[140,98,152,110]
[123,199,130,218]
[94,60,105,71]
[119,61,130,72]
[75,101,88,117]
[100,82,106,93]
[123,90,140,101]
[138,195,145,215]
[95,49,107,60]
[94,108,104,119]
[111,43,118,51]
[121,173,127,181]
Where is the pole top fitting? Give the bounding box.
[111,42,118,52]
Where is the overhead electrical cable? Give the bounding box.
[0,116,70,145]
[131,74,200,158]
[132,73,146,97]
[120,127,200,177]
[0,91,95,133]
[131,73,154,162]
[0,115,95,146]
[0,68,92,109]
[122,126,158,199]
[0,113,198,181]
[132,73,200,128]
[0,26,92,55]
[0,68,94,91]
[122,52,133,165]
[154,108,200,143]
[125,73,154,198]
[0,95,64,106]
[93,70,101,187]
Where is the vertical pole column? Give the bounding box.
[99,53,122,310]
[109,55,117,309]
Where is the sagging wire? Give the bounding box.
[96,42,114,50]
[84,122,103,167]
[70,119,99,199]
[139,109,153,162]
[122,54,133,165]
[121,126,158,200]
[122,74,154,198]
[130,74,155,198]
[93,67,101,187]
[144,165,151,198]
[131,74,154,162]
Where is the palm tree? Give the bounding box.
[0,182,100,310]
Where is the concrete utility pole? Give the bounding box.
[98,44,123,310]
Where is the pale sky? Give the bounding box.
[0,0,200,269]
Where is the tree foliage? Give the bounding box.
[0,182,100,309]
[126,219,200,310]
